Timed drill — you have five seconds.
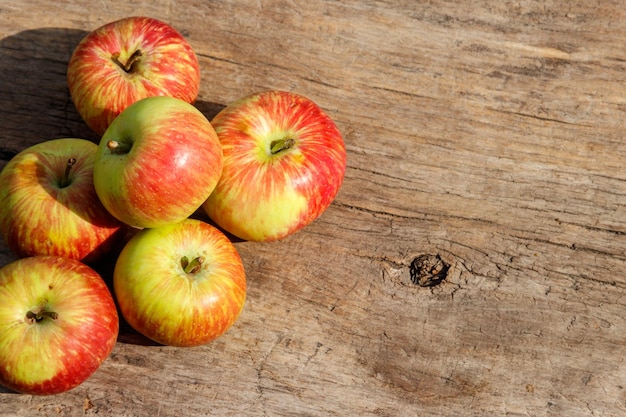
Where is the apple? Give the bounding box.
[93,96,223,229]
[67,16,200,135]
[0,138,126,263]
[0,256,119,395]
[113,218,246,347]
[202,90,347,241]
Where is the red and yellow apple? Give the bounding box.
[93,96,223,229]
[113,218,246,347]
[0,138,126,263]
[67,16,200,135]
[0,256,119,395]
[202,90,347,241]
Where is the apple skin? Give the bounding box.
[0,138,126,263]
[202,90,347,242]
[93,96,223,229]
[0,256,119,395]
[67,16,200,135]
[113,218,246,347]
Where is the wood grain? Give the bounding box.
[0,1,625,416]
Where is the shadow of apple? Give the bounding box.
[0,27,98,159]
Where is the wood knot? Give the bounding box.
[409,254,449,287]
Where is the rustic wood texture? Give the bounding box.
[1,1,625,416]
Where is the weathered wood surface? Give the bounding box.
[1,1,625,416]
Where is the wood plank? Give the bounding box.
[0,1,625,416]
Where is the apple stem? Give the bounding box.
[181,256,205,274]
[270,138,296,155]
[111,49,143,73]
[59,158,77,188]
[26,309,58,323]
[107,140,131,155]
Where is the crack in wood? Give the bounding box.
[333,201,502,227]
[488,107,593,127]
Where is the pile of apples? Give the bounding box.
[0,17,346,395]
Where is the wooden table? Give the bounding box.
[1,1,625,416]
